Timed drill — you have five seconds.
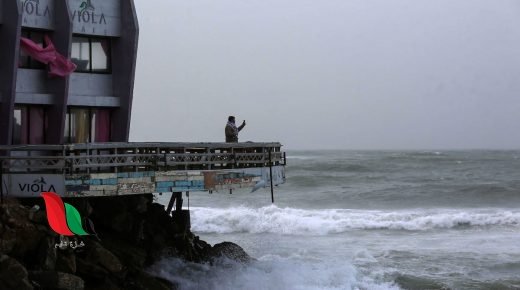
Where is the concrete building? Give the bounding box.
[0,0,138,146]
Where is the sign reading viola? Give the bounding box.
[2,174,65,197]
[70,0,121,36]
[20,0,54,29]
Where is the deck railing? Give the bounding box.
[0,142,286,174]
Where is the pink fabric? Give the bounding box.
[20,36,56,64]
[49,51,77,77]
[19,35,76,77]
[45,35,77,77]
[95,109,110,142]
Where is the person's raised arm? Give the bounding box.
[238,120,246,131]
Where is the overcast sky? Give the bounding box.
[130,0,520,150]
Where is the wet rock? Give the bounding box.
[76,256,109,282]
[56,272,85,290]
[210,241,253,263]
[10,222,44,258]
[132,195,149,214]
[127,271,175,290]
[56,250,77,274]
[0,195,248,290]
[38,236,57,270]
[0,228,17,253]
[191,235,212,262]
[101,234,147,270]
[86,241,123,273]
[194,235,211,252]
[30,271,84,290]
[88,195,152,239]
[87,277,121,290]
[89,197,133,234]
[0,254,33,290]
[29,209,47,224]
[111,211,135,233]
[0,202,45,259]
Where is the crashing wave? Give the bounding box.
[190,205,520,235]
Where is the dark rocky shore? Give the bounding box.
[0,195,252,290]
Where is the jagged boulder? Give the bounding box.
[209,241,253,263]
[0,254,33,290]
[76,255,110,284]
[56,250,77,274]
[30,271,84,290]
[79,241,124,274]
[99,233,148,271]
[38,237,57,270]
[0,201,46,259]
[126,271,175,290]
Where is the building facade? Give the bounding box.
[0,0,138,146]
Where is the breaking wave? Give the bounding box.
[190,205,520,235]
[149,255,399,290]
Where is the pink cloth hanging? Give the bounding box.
[48,50,77,77]
[19,35,77,77]
[20,36,56,64]
[44,35,77,77]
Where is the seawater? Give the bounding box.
[152,150,520,290]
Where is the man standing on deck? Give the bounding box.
[225,116,246,143]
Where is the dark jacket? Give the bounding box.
[225,122,245,143]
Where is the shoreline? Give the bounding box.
[0,195,251,290]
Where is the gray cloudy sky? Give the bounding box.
[130,0,520,150]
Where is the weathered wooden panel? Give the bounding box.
[3,166,285,197]
[90,184,117,191]
[68,0,121,36]
[155,171,186,177]
[90,173,117,179]
[20,0,54,29]
[206,171,262,191]
[118,177,151,183]
[117,182,155,195]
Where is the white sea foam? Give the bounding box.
[190,205,520,235]
[149,255,399,290]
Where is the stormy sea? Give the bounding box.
[154,150,520,290]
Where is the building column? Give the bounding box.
[46,0,73,144]
[111,0,139,142]
[0,1,22,145]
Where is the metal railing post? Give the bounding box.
[268,148,274,203]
